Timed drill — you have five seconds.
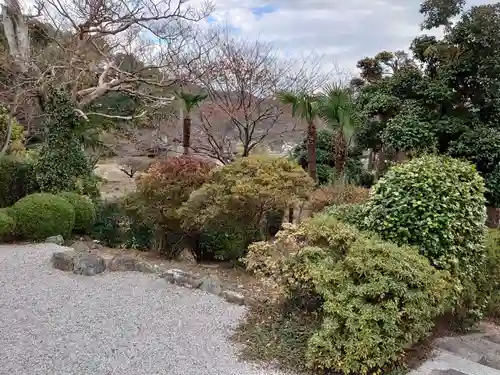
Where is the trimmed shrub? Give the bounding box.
[308,184,369,213]
[134,156,214,257]
[0,156,38,208]
[11,193,75,240]
[244,214,452,374]
[482,230,500,320]
[0,209,15,241]
[90,200,125,248]
[364,155,486,277]
[59,192,96,233]
[306,235,450,374]
[179,156,314,255]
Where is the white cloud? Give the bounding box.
[201,0,498,74]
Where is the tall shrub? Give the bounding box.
[34,90,91,193]
[364,155,486,277]
[134,156,214,257]
[179,156,314,258]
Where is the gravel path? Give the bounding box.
[0,244,288,375]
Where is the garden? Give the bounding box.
[1,0,500,374]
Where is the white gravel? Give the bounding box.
[0,244,289,375]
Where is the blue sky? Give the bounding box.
[197,0,498,74]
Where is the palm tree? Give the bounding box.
[317,84,357,178]
[278,91,320,182]
[175,91,208,155]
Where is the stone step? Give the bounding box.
[408,349,500,375]
[434,334,500,370]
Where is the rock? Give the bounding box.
[51,251,77,271]
[73,253,106,276]
[221,290,245,305]
[108,255,137,271]
[177,248,196,264]
[199,278,222,296]
[45,235,64,245]
[70,240,97,253]
[162,269,202,288]
[134,261,158,274]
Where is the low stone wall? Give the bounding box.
[51,249,245,306]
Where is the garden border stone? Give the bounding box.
[50,250,245,305]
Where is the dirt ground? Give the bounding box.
[93,158,144,200]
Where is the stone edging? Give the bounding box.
[51,250,245,306]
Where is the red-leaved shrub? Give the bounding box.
[308,184,369,213]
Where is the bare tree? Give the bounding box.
[0,0,214,131]
[185,27,329,162]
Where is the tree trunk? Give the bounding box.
[182,117,191,155]
[334,128,347,177]
[367,149,374,170]
[0,114,13,156]
[306,120,317,182]
[487,206,500,228]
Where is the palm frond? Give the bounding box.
[175,91,208,113]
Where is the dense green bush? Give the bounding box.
[0,209,15,241]
[59,192,96,233]
[180,156,313,255]
[482,230,500,320]
[244,214,451,374]
[198,226,248,261]
[34,90,92,193]
[324,203,367,227]
[364,155,486,277]
[90,200,125,248]
[0,156,38,208]
[11,193,75,240]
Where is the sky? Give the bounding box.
[197,0,498,74]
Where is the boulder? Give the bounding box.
[221,290,245,305]
[73,253,106,276]
[134,261,158,274]
[108,254,137,271]
[45,235,64,245]
[162,269,202,288]
[177,248,196,264]
[51,251,77,271]
[199,278,222,296]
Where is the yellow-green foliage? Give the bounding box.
[245,213,452,374]
[179,155,314,237]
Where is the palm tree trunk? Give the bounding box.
[182,116,191,155]
[334,128,347,177]
[307,120,317,182]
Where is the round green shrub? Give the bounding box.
[364,155,486,277]
[11,193,75,240]
[0,209,15,241]
[305,233,452,374]
[59,192,96,233]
